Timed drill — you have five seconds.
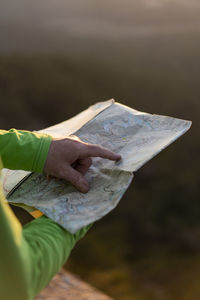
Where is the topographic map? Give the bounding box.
[3,100,192,233]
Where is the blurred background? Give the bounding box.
[0,1,199,299]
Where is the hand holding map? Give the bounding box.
[44,135,121,193]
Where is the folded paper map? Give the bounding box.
[2,100,192,233]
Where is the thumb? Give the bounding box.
[63,165,89,193]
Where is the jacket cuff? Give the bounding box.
[32,134,52,173]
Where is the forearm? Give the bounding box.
[0,129,52,172]
[0,177,92,299]
[22,216,92,298]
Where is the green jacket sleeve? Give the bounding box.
[0,128,52,172]
[0,129,92,300]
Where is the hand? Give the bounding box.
[44,136,121,193]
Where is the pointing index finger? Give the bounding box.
[85,144,121,161]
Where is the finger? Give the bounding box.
[85,144,121,161]
[75,158,92,175]
[62,166,89,193]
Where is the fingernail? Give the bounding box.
[116,154,122,161]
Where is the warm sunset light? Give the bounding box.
[0,1,198,299]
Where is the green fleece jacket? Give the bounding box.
[0,129,91,300]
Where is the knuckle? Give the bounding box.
[91,144,101,152]
[58,168,66,179]
[71,171,81,183]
